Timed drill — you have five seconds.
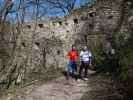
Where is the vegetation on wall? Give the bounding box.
[113,0,133,80]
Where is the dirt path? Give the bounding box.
[0,71,122,100]
[0,76,90,100]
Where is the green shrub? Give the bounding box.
[113,32,133,80]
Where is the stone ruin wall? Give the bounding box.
[19,0,123,70]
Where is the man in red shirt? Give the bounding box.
[67,45,78,80]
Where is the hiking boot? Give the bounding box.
[83,78,88,81]
[77,79,81,82]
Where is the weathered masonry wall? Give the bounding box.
[22,0,122,70]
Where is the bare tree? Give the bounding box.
[0,0,14,21]
[43,0,76,14]
[0,0,44,88]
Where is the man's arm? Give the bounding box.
[89,52,92,66]
[66,51,70,59]
[79,51,83,61]
[89,57,92,66]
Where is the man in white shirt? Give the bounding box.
[78,46,92,80]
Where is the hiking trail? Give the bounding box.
[0,70,119,100]
[0,75,91,100]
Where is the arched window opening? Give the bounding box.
[58,21,62,25]
[35,42,40,47]
[89,13,93,17]
[38,24,43,28]
[22,42,26,47]
[26,25,31,29]
[57,50,60,55]
[65,22,68,25]
[66,30,69,33]
[52,22,55,26]
[108,15,113,19]
[73,18,78,24]
[89,24,93,28]
[88,12,96,17]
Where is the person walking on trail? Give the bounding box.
[67,45,78,80]
[78,46,92,81]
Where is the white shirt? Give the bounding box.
[80,50,92,62]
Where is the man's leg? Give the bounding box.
[69,61,75,78]
[67,60,72,80]
[84,62,89,78]
[68,60,72,73]
[71,61,74,74]
[79,62,84,79]
[74,61,78,80]
[75,62,77,73]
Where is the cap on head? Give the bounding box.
[83,45,88,51]
[72,45,76,50]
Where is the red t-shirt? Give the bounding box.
[67,49,77,61]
